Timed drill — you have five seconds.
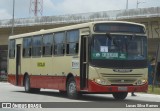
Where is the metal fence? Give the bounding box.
[0,7,160,28]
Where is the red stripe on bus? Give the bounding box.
[8,74,76,91]
[29,75,67,90]
[8,74,24,86]
[8,74,148,93]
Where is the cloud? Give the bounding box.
[44,0,128,15]
[0,9,12,20]
[0,0,160,20]
[0,0,30,19]
[44,0,160,16]
[43,0,57,15]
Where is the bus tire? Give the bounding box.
[112,92,128,100]
[24,75,40,93]
[24,75,31,93]
[67,77,78,99]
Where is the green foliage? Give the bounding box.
[147,85,160,95]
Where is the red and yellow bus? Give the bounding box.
[8,21,148,100]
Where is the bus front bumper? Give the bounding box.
[87,80,148,93]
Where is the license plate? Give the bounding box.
[118,87,127,91]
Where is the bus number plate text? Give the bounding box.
[118,87,127,91]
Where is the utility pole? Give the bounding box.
[11,0,15,35]
[126,0,128,10]
[137,0,140,8]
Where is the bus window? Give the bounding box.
[43,34,53,56]
[66,30,79,54]
[23,37,32,57]
[32,35,42,57]
[54,32,65,55]
[127,36,146,60]
[9,39,15,58]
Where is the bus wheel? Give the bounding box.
[67,77,78,99]
[24,75,31,93]
[112,92,128,100]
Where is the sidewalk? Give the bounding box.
[135,93,160,98]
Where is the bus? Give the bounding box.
[8,21,148,100]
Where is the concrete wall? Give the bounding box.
[128,18,160,39]
[0,34,9,45]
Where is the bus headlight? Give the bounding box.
[95,78,108,85]
[136,79,147,85]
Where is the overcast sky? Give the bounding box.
[0,0,160,20]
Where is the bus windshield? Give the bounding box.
[91,34,147,61]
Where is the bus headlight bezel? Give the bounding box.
[136,79,147,85]
[94,78,108,85]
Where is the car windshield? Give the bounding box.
[91,34,147,60]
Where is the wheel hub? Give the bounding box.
[69,82,76,94]
[25,78,29,91]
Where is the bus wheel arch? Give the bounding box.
[66,73,74,87]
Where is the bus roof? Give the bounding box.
[9,21,145,39]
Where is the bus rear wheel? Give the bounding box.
[112,92,128,100]
[24,75,40,93]
[67,77,78,99]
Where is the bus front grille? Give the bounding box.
[109,79,136,84]
[100,73,143,78]
[100,73,143,84]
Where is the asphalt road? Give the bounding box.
[0,82,160,111]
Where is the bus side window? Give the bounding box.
[23,37,32,57]
[43,34,53,56]
[9,39,15,58]
[54,32,65,55]
[66,44,69,54]
[29,48,31,56]
[32,35,42,57]
[66,30,79,55]
[75,43,79,53]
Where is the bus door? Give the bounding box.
[80,35,89,89]
[16,44,21,86]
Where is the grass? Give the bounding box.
[147,85,160,95]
